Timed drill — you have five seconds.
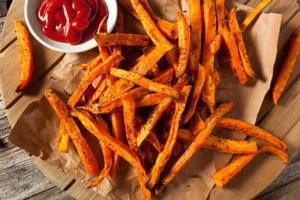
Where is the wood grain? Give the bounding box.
[0,0,23,52]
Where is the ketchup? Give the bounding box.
[37,0,108,45]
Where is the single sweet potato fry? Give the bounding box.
[240,0,272,32]
[65,116,100,176]
[68,54,123,108]
[109,111,125,180]
[147,86,191,189]
[229,7,256,78]
[135,93,166,108]
[56,119,71,152]
[178,129,257,154]
[182,65,206,124]
[136,115,161,152]
[94,33,151,47]
[14,19,34,92]
[202,0,217,75]
[213,154,255,188]
[216,0,225,31]
[273,26,300,104]
[188,0,202,75]
[89,116,113,188]
[222,27,248,84]
[71,110,150,200]
[216,118,287,150]
[213,145,287,188]
[210,33,222,55]
[176,12,191,77]
[202,74,216,113]
[155,101,234,194]
[109,68,181,100]
[137,97,172,147]
[122,97,138,151]
[44,89,68,118]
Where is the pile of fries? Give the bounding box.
[12,0,300,199]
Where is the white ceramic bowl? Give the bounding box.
[24,0,118,53]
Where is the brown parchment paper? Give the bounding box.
[9,1,282,199]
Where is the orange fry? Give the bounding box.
[65,116,99,176]
[68,54,123,108]
[122,98,138,151]
[14,19,34,92]
[97,16,111,61]
[273,26,300,104]
[135,93,166,108]
[109,111,125,180]
[213,154,255,188]
[136,115,161,152]
[182,65,206,124]
[210,33,222,55]
[258,146,288,164]
[89,116,113,188]
[147,86,191,189]
[216,118,287,150]
[216,0,225,31]
[71,110,150,200]
[44,89,68,118]
[109,68,181,100]
[202,74,216,113]
[188,0,202,76]
[56,119,71,152]
[222,27,248,84]
[188,111,206,135]
[229,7,256,78]
[240,0,272,32]
[202,0,217,75]
[155,101,234,194]
[137,97,172,147]
[178,129,257,154]
[176,12,191,77]
[213,145,287,188]
[94,33,151,47]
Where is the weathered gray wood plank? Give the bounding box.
[256,179,300,200]
[0,150,54,200]
[24,187,73,200]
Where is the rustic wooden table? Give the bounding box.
[1,1,300,200]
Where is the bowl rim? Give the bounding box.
[24,0,118,53]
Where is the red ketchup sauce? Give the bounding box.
[37,0,108,45]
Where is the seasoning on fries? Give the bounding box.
[39,0,291,197]
[213,145,288,188]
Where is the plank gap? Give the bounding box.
[0,37,16,53]
[5,53,66,109]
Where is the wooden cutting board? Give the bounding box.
[0,0,300,199]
